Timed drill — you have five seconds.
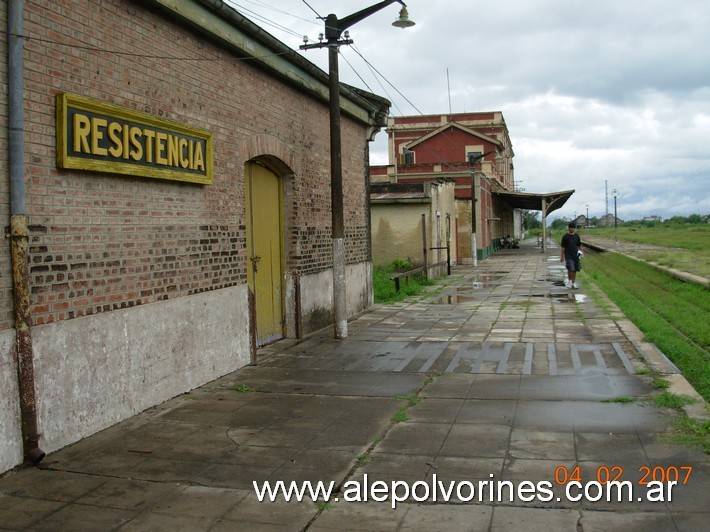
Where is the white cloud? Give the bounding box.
[228,0,710,220]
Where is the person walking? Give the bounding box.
[560,222,583,288]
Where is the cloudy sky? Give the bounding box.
[227,0,710,221]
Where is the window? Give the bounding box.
[467,151,482,165]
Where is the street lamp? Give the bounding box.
[300,1,415,339]
[468,152,492,267]
[612,189,619,244]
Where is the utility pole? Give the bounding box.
[300,1,414,339]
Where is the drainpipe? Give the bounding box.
[8,0,45,465]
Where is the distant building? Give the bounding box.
[643,215,663,222]
[572,215,589,228]
[370,180,456,276]
[598,213,624,227]
[370,113,573,261]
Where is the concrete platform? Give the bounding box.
[0,239,707,531]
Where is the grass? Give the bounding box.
[392,406,409,423]
[580,224,710,279]
[651,378,671,390]
[602,396,636,403]
[584,224,710,251]
[373,259,436,303]
[391,393,425,424]
[660,415,710,453]
[395,394,421,407]
[652,392,696,410]
[232,384,253,393]
[580,250,709,401]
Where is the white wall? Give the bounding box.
[0,285,251,471]
[0,330,23,473]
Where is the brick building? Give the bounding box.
[371,113,575,260]
[0,0,389,471]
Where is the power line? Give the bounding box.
[227,2,490,168]
[301,0,323,19]
[222,0,312,40]
[350,45,423,116]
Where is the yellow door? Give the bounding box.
[245,162,284,346]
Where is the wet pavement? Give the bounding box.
[0,239,707,531]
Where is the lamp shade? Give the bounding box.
[392,7,415,28]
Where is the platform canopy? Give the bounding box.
[494,189,575,215]
[494,189,575,252]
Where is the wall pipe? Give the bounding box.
[8,0,45,465]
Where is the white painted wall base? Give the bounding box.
[0,329,22,473]
[0,285,251,472]
[292,261,373,336]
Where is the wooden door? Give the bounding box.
[245,162,284,346]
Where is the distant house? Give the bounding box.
[572,215,588,228]
[643,215,663,222]
[598,213,624,227]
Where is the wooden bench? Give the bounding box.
[390,266,426,292]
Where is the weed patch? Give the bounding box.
[651,378,671,390]
[374,259,436,303]
[603,396,635,403]
[659,415,710,454]
[392,407,409,423]
[652,392,696,410]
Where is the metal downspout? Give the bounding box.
[8,0,45,465]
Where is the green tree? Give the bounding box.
[523,211,541,230]
[687,214,703,224]
[549,218,569,231]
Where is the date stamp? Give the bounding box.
[551,465,693,503]
[554,465,693,486]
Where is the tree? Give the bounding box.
[549,218,569,231]
[523,211,541,230]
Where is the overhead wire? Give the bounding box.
[348,44,408,116]
[220,1,484,166]
[223,0,312,40]
[221,0,422,117]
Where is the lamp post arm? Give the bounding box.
[326,0,405,40]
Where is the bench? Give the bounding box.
[390,266,426,292]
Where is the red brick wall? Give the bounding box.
[0,0,371,329]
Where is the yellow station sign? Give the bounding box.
[56,93,213,184]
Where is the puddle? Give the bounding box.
[430,294,476,305]
[550,294,587,303]
[471,273,505,289]
[530,293,588,303]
